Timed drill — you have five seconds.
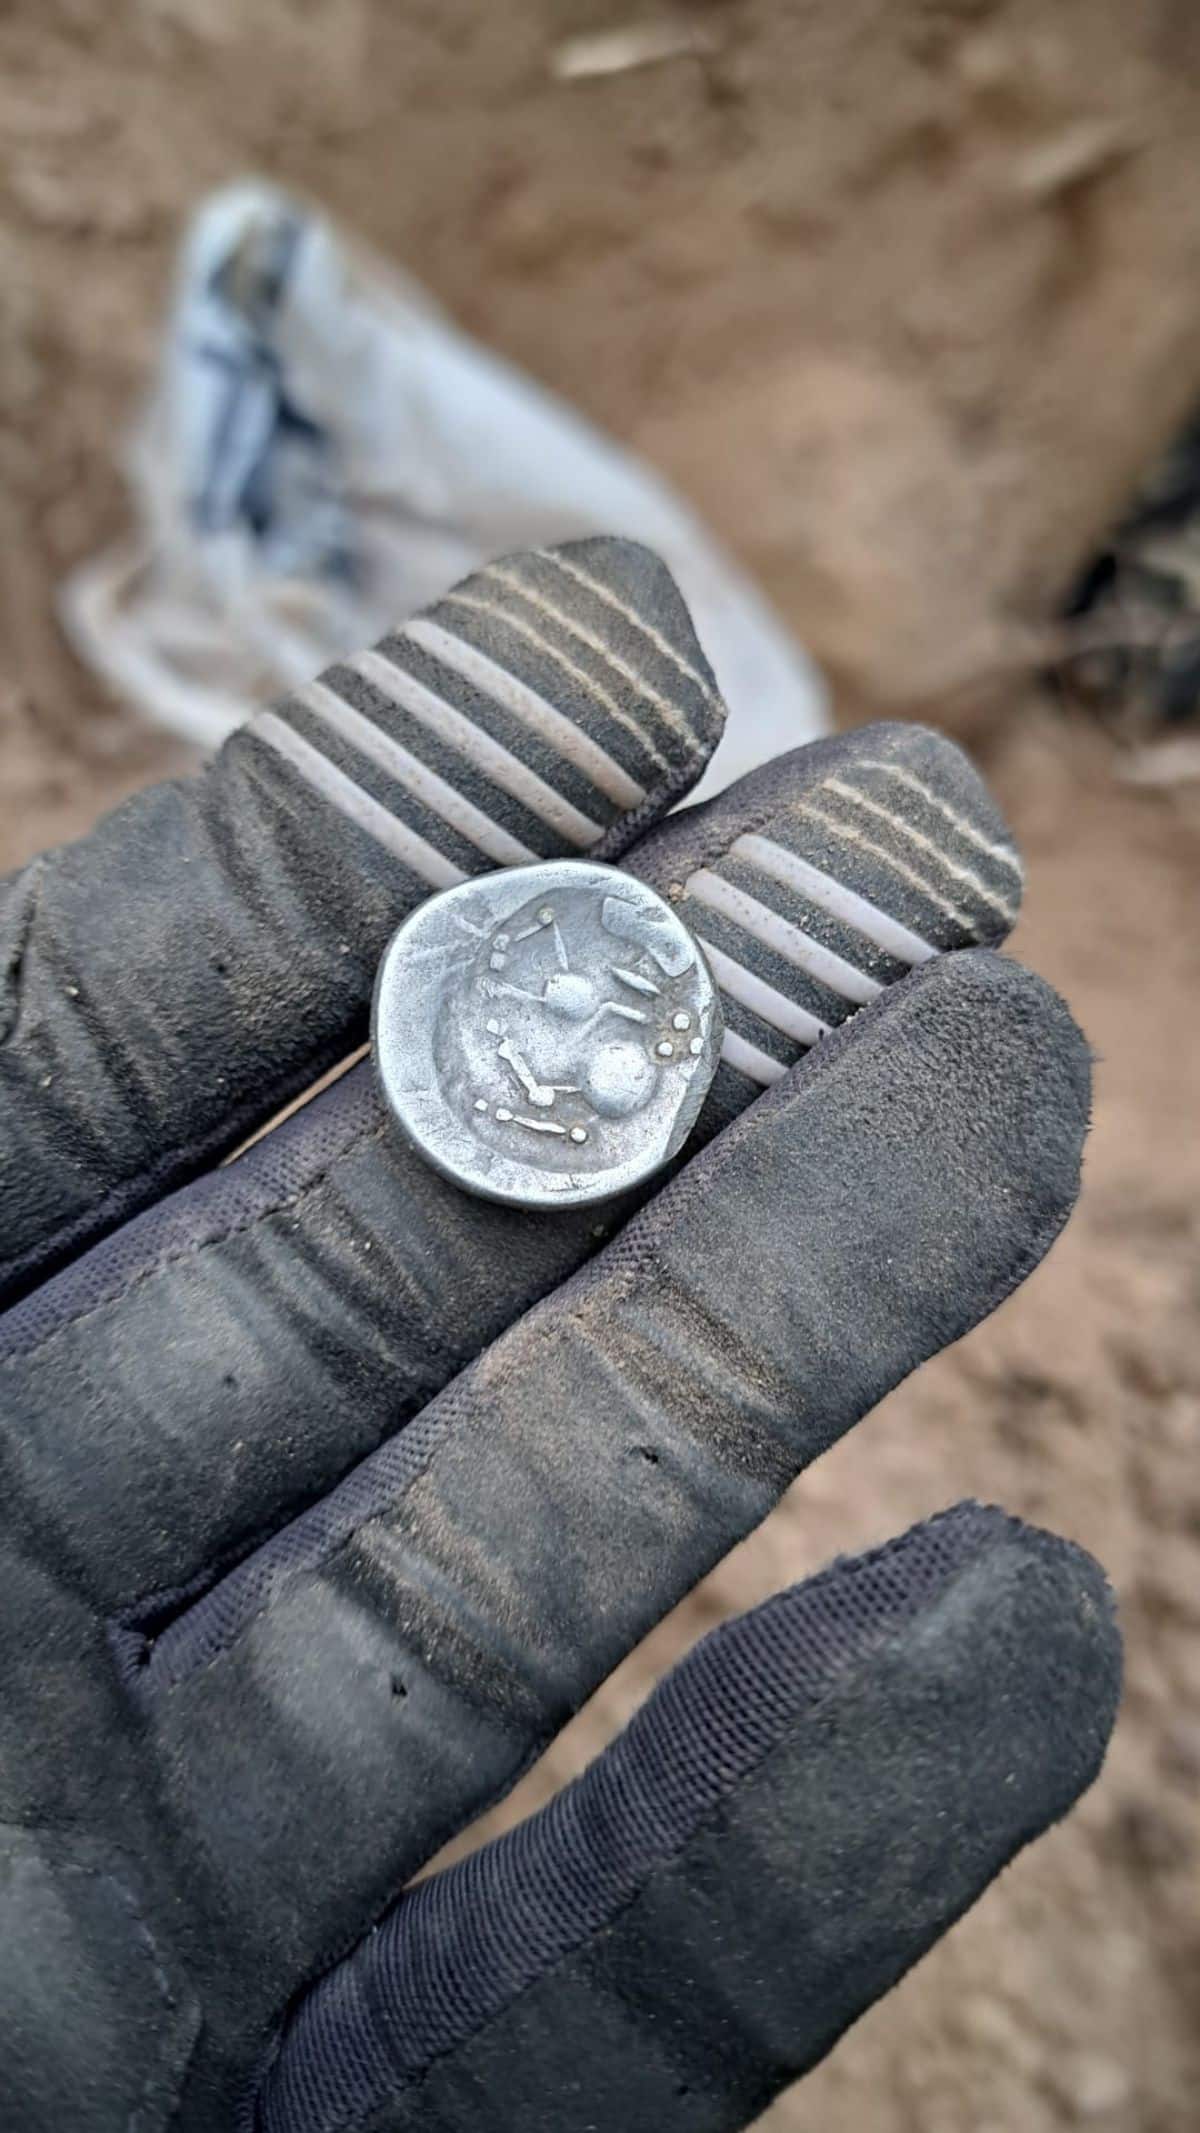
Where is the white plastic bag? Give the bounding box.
[63,182,826,800]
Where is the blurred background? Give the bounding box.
[2,4,1199,2128]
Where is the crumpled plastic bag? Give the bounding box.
[62,181,826,800]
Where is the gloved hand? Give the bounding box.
[0,541,1120,2133]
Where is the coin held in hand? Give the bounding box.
[373,859,723,1208]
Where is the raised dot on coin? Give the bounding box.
[496,1106,514,1122]
[474,1099,488,1113]
[538,907,554,924]
[495,934,510,949]
[672,1012,691,1031]
[656,1039,674,1059]
[569,1126,588,1144]
[486,1018,501,1035]
[689,1036,704,1055]
[489,953,506,970]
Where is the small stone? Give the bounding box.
[1051,2050,1132,2119]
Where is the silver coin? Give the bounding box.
[373,859,723,1208]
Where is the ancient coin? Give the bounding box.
[373,859,723,1207]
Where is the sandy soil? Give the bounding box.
[2,4,1199,2128]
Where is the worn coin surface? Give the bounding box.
[373,859,723,1208]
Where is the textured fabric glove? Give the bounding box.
[0,541,1120,2132]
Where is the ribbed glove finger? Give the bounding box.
[0,539,723,1306]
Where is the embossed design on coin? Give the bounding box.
[373,860,723,1207]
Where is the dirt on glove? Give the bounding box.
[1,4,1199,2128]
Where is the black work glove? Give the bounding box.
[0,541,1119,2132]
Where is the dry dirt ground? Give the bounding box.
[2,4,1199,2129]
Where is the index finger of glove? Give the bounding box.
[0,539,723,1306]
